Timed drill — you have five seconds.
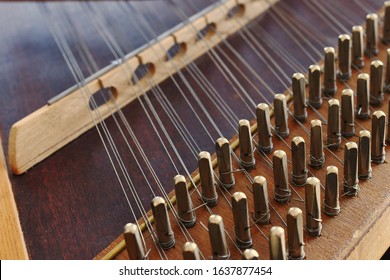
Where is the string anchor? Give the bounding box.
[337,34,351,81]
[308,65,322,108]
[343,142,359,196]
[371,111,386,164]
[232,192,252,249]
[305,177,322,237]
[309,120,325,169]
[273,150,291,204]
[326,99,341,150]
[198,151,218,207]
[322,47,336,97]
[269,226,287,260]
[252,176,270,225]
[208,215,230,260]
[369,60,384,106]
[256,103,273,153]
[341,89,355,138]
[292,72,307,122]
[238,119,256,170]
[174,175,196,227]
[215,138,235,189]
[365,13,379,56]
[287,207,305,260]
[291,136,308,186]
[123,223,147,260]
[352,25,364,68]
[356,73,370,119]
[324,166,341,216]
[182,242,201,260]
[358,130,372,180]
[151,196,175,250]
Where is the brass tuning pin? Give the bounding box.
[356,73,370,119]
[308,64,322,108]
[323,47,336,97]
[242,249,259,260]
[327,99,341,149]
[369,60,384,106]
[208,214,230,260]
[366,13,379,56]
[341,89,355,138]
[151,196,175,250]
[232,192,252,249]
[273,150,291,204]
[256,103,273,153]
[252,176,270,225]
[385,49,390,93]
[292,72,307,122]
[174,175,196,227]
[337,34,351,81]
[215,138,235,189]
[124,223,146,260]
[198,151,217,207]
[343,142,359,196]
[274,94,289,138]
[324,166,340,216]
[287,207,305,260]
[383,2,390,44]
[269,226,287,260]
[239,119,255,170]
[309,120,325,168]
[371,111,386,164]
[352,25,364,68]
[182,242,201,260]
[305,177,322,237]
[358,130,372,180]
[291,136,308,186]
[387,100,390,144]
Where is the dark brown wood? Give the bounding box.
[0,0,385,259]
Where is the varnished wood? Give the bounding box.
[0,135,28,259]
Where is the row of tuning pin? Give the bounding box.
[121,3,390,261]
[123,204,306,260]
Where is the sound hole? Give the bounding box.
[226,4,245,19]
[166,42,187,60]
[197,23,216,40]
[130,62,155,84]
[88,87,115,110]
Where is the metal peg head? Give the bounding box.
[371,111,386,164]
[208,214,230,260]
[269,226,287,260]
[274,94,289,138]
[124,223,146,260]
[292,72,307,122]
[232,192,252,249]
[256,103,273,153]
[387,100,390,144]
[215,138,235,189]
[182,242,201,260]
[287,207,305,260]
[338,34,351,81]
[369,60,384,106]
[309,119,325,168]
[151,196,175,250]
[358,130,372,180]
[383,2,390,44]
[366,13,379,56]
[324,166,340,216]
[252,176,270,225]
[327,99,341,149]
[242,249,259,260]
[273,150,291,204]
[239,119,255,170]
[343,142,359,196]
[356,73,370,119]
[385,49,390,93]
[291,136,308,186]
[174,175,196,227]
[323,47,337,97]
[352,25,364,68]
[341,89,355,138]
[305,177,322,237]
[198,151,218,207]
[308,65,322,108]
